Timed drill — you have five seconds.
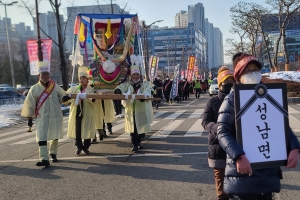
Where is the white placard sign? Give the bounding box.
[234,83,289,169]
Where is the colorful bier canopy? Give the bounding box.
[71,13,142,90]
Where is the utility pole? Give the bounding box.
[35,0,43,62]
[167,44,170,76]
[142,20,163,80]
[110,0,114,14]
[0,0,18,89]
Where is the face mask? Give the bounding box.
[166,78,169,80]
[133,79,140,83]
[221,83,233,94]
[241,72,262,84]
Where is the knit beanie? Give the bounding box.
[217,66,233,87]
[233,54,262,81]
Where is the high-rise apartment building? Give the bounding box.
[204,18,214,68]
[213,27,224,67]
[33,11,65,50]
[175,11,188,28]
[188,3,205,34]
[204,18,223,69]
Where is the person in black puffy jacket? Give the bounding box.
[217,53,300,200]
[202,66,235,200]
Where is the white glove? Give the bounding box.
[75,93,87,105]
[123,88,131,100]
[78,93,87,99]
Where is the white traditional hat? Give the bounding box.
[78,66,89,78]
[37,61,50,73]
[131,64,140,74]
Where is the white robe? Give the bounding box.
[66,85,96,139]
[115,82,152,134]
[21,81,65,142]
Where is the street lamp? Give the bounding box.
[142,20,163,81]
[0,0,18,89]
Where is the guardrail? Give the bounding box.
[0,98,24,105]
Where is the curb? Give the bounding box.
[287,97,300,104]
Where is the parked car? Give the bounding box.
[208,78,218,96]
[0,86,14,91]
[0,91,25,101]
[23,87,31,96]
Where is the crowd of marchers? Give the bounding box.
[20,53,300,200]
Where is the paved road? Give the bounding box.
[0,94,300,200]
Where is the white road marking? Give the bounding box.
[188,109,204,119]
[165,110,186,119]
[113,121,159,140]
[153,111,167,118]
[150,119,184,139]
[184,119,204,137]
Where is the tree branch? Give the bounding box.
[19,0,59,46]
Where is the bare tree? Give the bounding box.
[230,2,276,71]
[266,0,300,71]
[18,38,31,87]
[0,48,8,83]
[225,38,251,58]
[20,0,75,90]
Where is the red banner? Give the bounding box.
[27,39,52,75]
[186,56,195,82]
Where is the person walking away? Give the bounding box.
[194,78,201,99]
[202,66,235,200]
[21,61,65,167]
[153,77,163,109]
[176,80,183,103]
[163,76,172,104]
[181,78,189,100]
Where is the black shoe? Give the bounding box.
[109,131,113,135]
[75,147,82,155]
[131,146,138,152]
[50,154,58,162]
[91,138,97,144]
[36,160,50,167]
[138,145,143,149]
[83,148,90,155]
[100,134,104,141]
[103,131,108,138]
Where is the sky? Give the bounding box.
[1,0,266,63]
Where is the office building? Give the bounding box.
[147,23,207,74]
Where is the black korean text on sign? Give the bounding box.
[256,103,271,159]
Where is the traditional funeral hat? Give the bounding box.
[37,61,50,73]
[130,64,141,75]
[78,66,89,78]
